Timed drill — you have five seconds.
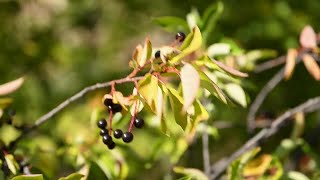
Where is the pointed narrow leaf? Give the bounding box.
[198,71,227,104]
[173,167,208,180]
[167,87,187,130]
[139,38,152,67]
[170,26,202,64]
[181,64,200,112]
[300,25,317,48]
[0,77,24,96]
[284,49,298,80]
[11,175,44,180]
[5,154,19,175]
[302,54,320,80]
[224,83,247,107]
[201,1,224,41]
[211,58,248,77]
[58,173,84,180]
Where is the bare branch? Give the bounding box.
[202,130,210,176]
[210,96,320,179]
[254,56,286,73]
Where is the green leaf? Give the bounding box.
[153,16,189,33]
[138,74,158,112]
[0,77,25,96]
[189,100,209,135]
[198,71,227,104]
[224,83,247,107]
[11,175,44,180]
[138,38,152,67]
[207,43,231,57]
[287,171,310,180]
[181,63,200,112]
[58,173,84,180]
[170,26,202,64]
[173,166,208,180]
[5,154,19,175]
[167,86,187,130]
[245,49,277,62]
[186,8,202,30]
[201,1,224,43]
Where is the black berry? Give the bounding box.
[109,104,122,113]
[97,119,107,129]
[114,129,123,139]
[122,132,133,143]
[107,141,116,149]
[104,98,114,107]
[100,129,108,136]
[134,117,144,128]
[175,32,186,42]
[102,134,113,145]
[155,50,161,58]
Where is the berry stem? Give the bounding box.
[108,110,113,135]
[128,82,140,132]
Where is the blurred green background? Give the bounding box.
[1,0,320,179]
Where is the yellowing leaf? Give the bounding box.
[138,74,158,112]
[11,175,44,180]
[0,97,13,108]
[188,100,209,137]
[0,77,25,96]
[224,83,247,107]
[284,49,298,80]
[198,71,227,104]
[167,86,187,130]
[113,91,130,110]
[173,166,208,180]
[181,64,200,112]
[243,154,272,177]
[300,25,317,48]
[5,154,19,175]
[211,58,248,77]
[170,26,202,64]
[139,38,152,67]
[302,54,320,80]
[58,173,84,180]
[156,86,163,120]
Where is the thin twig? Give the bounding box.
[210,96,320,179]
[10,76,144,148]
[254,56,286,73]
[247,68,284,131]
[202,129,210,176]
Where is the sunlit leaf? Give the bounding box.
[284,49,298,80]
[5,154,19,175]
[173,166,208,180]
[302,54,320,80]
[0,77,24,96]
[300,25,317,48]
[11,174,44,180]
[153,16,189,33]
[186,8,201,30]
[0,98,13,108]
[243,154,272,177]
[224,83,247,107]
[156,86,163,120]
[287,171,310,180]
[138,74,158,112]
[170,26,202,64]
[198,71,227,104]
[189,100,209,135]
[207,43,230,57]
[167,86,187,130]
[181,63,200,112]
[113,91,130,111]
[210,58,248,77]
[58,173,84,180]
[245,49,277,62]
[138,38,152,67]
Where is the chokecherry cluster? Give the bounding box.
[97,96,145,150]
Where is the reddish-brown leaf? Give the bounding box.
[300,25,317,48]
[211,59,248,77]
[302,54,320,80]
[284,49,298,80]
[0,77,25,96]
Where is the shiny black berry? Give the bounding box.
[134,117,144,128]
[155,50,161,58]
[102,134,113,145]
[100,129,108,136]
[114,129,123,139]
[97,119,107,129]
[122,132,133,143]
[175,32,186,42]
[104,98,114,107]
[107,141,116,150]
[109,104,122,113]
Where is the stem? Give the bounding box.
[128,81,140,132]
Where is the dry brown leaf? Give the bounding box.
[284,49,298,80]
[0,77,25,96]
[302,54,320,80]
[300,25,317,49]
[212,59,248,77]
